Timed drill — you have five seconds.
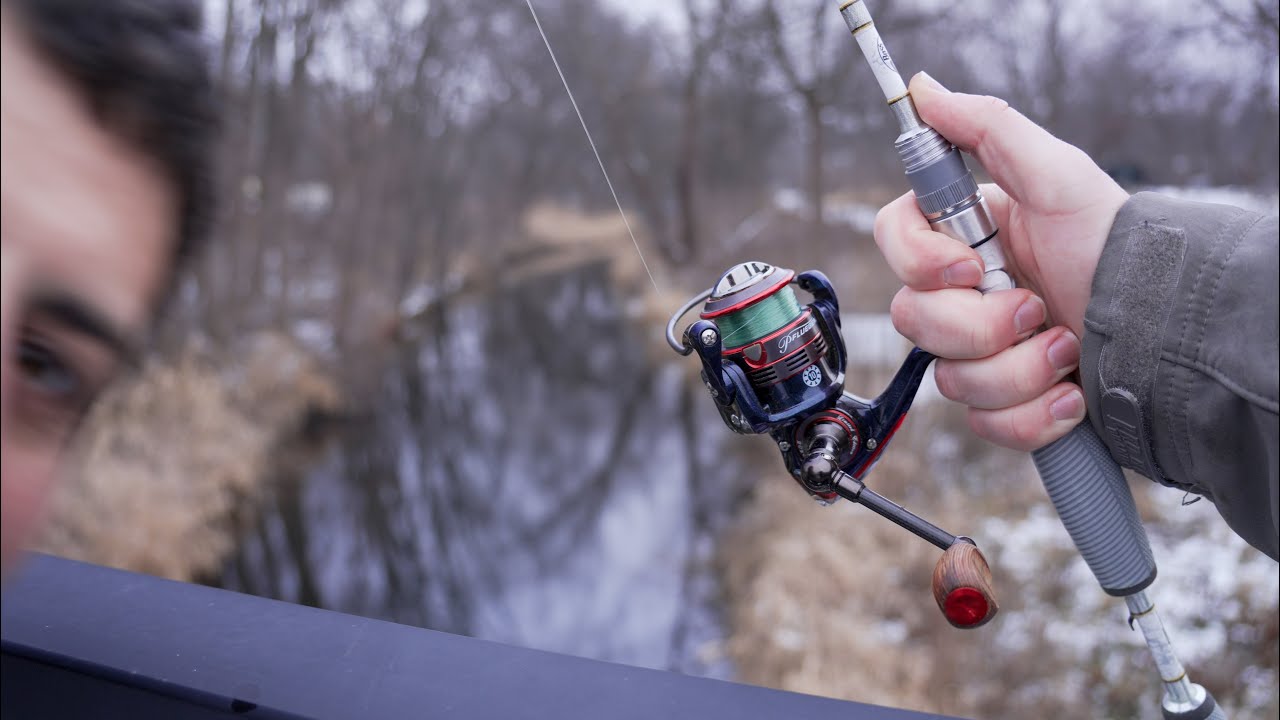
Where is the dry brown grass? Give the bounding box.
[36,331,341,582]
[719,450,1016,716]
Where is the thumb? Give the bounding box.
[908,72,1105,212]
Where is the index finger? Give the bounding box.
[910,74,1113,214]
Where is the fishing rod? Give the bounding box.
[830,1,1225,718]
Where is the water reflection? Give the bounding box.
[221,261,756,676]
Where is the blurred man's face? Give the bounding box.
[0,10,176,578]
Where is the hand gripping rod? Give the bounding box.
[836,2,1224,718]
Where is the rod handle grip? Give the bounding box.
[1031,423,1157,595]
[931,541,998,629]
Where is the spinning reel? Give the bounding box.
[667,261,998,628]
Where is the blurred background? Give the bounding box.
[37,0,1278,717]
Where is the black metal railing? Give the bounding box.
[2,554,958,720]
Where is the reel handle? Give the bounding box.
[931,540,998,629]
[829,471,999,628]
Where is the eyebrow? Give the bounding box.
[28,289,142,365]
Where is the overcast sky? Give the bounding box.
[608,0,685,30]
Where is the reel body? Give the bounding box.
[668,262,932,501]
[668,261,998,628]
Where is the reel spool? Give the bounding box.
[700,262,832,398]
[667,262,846,438]
[668,261,1000,629]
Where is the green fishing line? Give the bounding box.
[717,285,803,348]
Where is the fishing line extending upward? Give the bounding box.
[524,0,661,294]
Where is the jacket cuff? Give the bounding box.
[1080,193,1188,488]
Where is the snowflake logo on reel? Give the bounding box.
[802,365,822,388]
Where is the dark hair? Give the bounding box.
[10,0,218,273]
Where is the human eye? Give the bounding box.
[14,330,97,439]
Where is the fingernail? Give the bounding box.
[1047,332,1080,371]
[943,259,983,287]
[915,71,948,93]
[1049,390,1085,421]
[1014,297,1046,335]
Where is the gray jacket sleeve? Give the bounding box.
[1080,191,1279,561]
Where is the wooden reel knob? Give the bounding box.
[931,540,998,629]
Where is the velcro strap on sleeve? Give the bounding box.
[1088,221,1187,486]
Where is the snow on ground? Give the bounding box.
[980,482,1278,705]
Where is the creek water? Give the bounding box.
[219,261,760,677]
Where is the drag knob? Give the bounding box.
[932,540,998,629]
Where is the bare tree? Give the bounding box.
[759,0,838,227]
[1207,0,1280,54]
[674,0,731,260]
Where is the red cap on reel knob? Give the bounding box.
[942,587,991,628]
[932,541,998,629]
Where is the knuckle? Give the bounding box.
[978,94,1012,117]
[899,252,928,284]
[967,409,1000,446]
[1006,409,1043,448]
[1010,354,1048,400]
[933,361,968,403]
[966,320,997,358]
[972,95,1014,151]
[889,288,918,340]
[971,406,1040,450]
[873,204,893,239]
